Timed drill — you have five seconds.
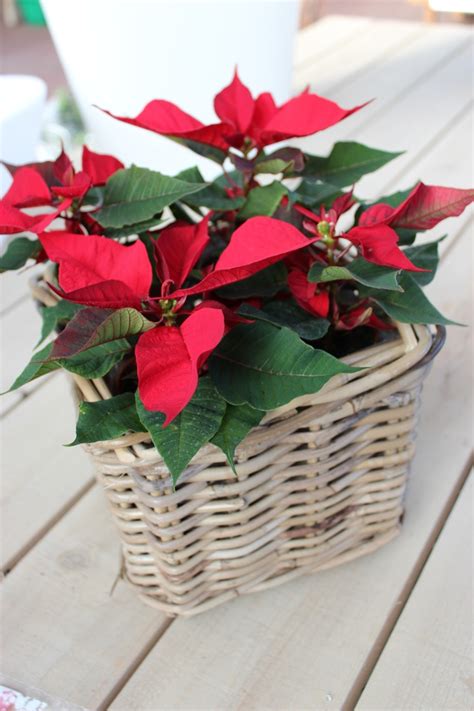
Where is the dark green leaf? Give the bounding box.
[49,307,154,360]
[216,262,288,299]
[174,166,204,184]
[362,274,457,325]
[103,216,163,238]
[309,257,402,291]
[178,167,245,210]
[211,403,264,473]
[83,186,103,208]
[6,342,60,392]
[256,147,305,175]
[136,377,226,485]
[291,180,342,208]
[170,136,227,164]
[0,237,41,272]
[95,166,205,228]
[238,301,330,340]
[38,301,84,346]
[238,182,287,219]
[255,158,293,175]
[214,170,244,190]
[303,142,403,187]
[403,238,444,286]
[68,393,143,446]
[60,339,131,378]
[209,322,359,410]
[7,338,131,393]
[396,228,418,246]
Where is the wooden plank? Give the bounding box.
[108,221,473,710]
[294,15,372,68]
[351,46,473,200]
[296,37,472,189]
[0,487,170,710]
[358,474,473,710]
[295,23,473,153]
[0,375,95,571]
[296,19,425,96]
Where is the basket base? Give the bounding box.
[130,524,401,617]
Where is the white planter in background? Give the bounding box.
[0,75,47,167]
[0,75,47,252]
[40,0,299,177]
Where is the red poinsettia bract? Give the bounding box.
[101,70,368,156]
[0,146,124,235]
[39,231,153,309]
[136,308,226,425]
[39,216,318,423]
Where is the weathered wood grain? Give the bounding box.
[357,474,473,710]
[0,375,94,571]
[0,486,170,709]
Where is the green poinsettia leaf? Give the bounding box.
[362,274,457,325]
[211,403,264,474]
[37,301,84,346]
[256,148,305,176]
[209,322,360,411]
[402,237,444,286]
[95,166,205,228]
[103,216,163,238]
[48,307,154,360]
[303,142,403,187]
[308,257,402,291]
[171,137,227,164]
[238,301,330,340]
[216,262,288,300]
[176,166,245,211]
[61,339,130,378]
[174,166,204,184]
[255,158,293,175]
[238,182,287,219]
[395,228,418,246]
[7,338,131,393]
[6,342,60,392]
[68,392,143,446]
[0,237,41,272]
[135,377,226,486]
[290,180,342,208]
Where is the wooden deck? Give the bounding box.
[0,16,473,711]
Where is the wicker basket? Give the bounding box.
[31,278,444,617]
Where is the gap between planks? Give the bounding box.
[342,453,474,711]
[343,34,472,140]
[1,477,95,576]
[95,618,175,711]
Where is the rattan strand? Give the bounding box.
[30,278,440,616]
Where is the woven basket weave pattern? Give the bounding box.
[31,279,438,617]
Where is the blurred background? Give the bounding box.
[1,0,472,184]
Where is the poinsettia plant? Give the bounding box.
[1,71,473,483]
